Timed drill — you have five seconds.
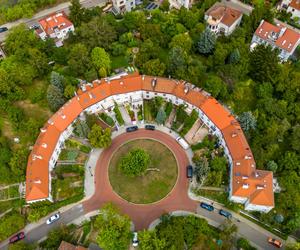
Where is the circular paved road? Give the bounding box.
[83,129,197,230]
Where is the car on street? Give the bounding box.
[46,212,60,225]
[9,232,25,244]
[200,202,214,211]
[126,126,138,132]
[186,165,193,179]
[268,237,282,248]
[132,232,139,247]
[145,124,155,130]
[0,27,8,33]
[219,209,232,219]
[29,24,40,30]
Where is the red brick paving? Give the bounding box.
[82,129,197,230]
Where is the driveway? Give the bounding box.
[82,129,197,230]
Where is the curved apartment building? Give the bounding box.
[26,72,274,212]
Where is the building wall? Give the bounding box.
[245,201,273,213]
[287,5,300,18]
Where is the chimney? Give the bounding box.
[245,155,252,160]
[40,128,47,133]
[184,85,189,94]
[88,92,93,99]
[42,143,47,148]
[32,154,43,160]
[61,114,66,119]
[48,119,54,125]
[120,81,124,85]
[33,179,42,184]
[236,162,241,166]
[151,78,157,88]
[255,172,259,177]
[242,176,249,179]
[242,184,249,189]
[256,185,264,190]
[142,75,145,81]
[231,132,237,138]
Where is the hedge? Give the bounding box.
[113,103,125,125]
[180,109,198,136]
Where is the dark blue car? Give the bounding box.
[200,202,214,211]
[126,126,138,132]
[219,209,232,219]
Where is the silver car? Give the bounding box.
[46,212,60,225]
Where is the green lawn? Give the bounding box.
[109,139,178,204]
[143,100,154,121]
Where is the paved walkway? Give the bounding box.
[82,129,197,230]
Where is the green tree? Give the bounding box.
[142,59,166,76]
[69,0,84,27]
[88,125,112,148]
[8,241,35,250]
[47,85,66,112]
[236,237,257,250]
[64,84,76,99]
[9,148,28,179]
[291,125,300,153]
[238,111,257,132]
[168,46,188,79]
[249,45,280,83]
[169,33,193,53]
[74,120,90,138]
[228,48,240,64]
[91,47,111,78]
[119,148,150,177]
[139,230,166,250]
[160,0,170,11]
[50,71,64,93]
[0,211,25,241]
[267,160,278,173]
[68,43,91,76]
[193,155,209,184]
[94,203,131,250]
[203,75,228,99]
[39,225,72,249]
[197,29,216,55]
[156,107,167,125]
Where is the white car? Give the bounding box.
[46,212,60,225]
[132,232,138,247]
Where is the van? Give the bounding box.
[176,137,189,150]
[219,209,232,219]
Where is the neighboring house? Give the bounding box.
[250,19,300,61]
[169,0,190,9]
[25,72,274,213]
[278,0,300,20]
[205,4,242,36]
[111,0,135,14]
[36,12,74,47]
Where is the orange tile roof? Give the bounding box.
[25,73,274,208]
[208,6,242,27]
[39,12,73,37]
[200,97,236,130]
[254,20,300,53]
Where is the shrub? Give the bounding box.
[113,103,125,125]
[0,210,25,241]
[180,109,198,136]
[99,113,115,127]
[165,102,173,117]
[119,149,150,177]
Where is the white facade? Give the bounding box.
[112,0,136,14]
[169,0,190,9]
[279,0,300,19]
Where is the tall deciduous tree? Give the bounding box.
[94,203,131,250]
[168,46,188,79]
[142,59,166,76]
[139,230,166,250]
[197,29,216,55]
[91,47,111,78]
[169,33,193,53]
[88,125,112,148]
[68,43,91,76]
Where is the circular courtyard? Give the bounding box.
[108,139,178,204]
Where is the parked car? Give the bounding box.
[0,27,8,33]
[200,202,214,211]
[186,165,193,178]
[175,137,189,150]
[46,212,60,225]
[29,24,40,30]
[132,232,139,247]
[219,209,232,219]
[145,125,155,130]
[9,232,25,244]
[126,126,138,132]
[268,237,282,248]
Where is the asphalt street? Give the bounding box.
[0,0,107,42]
[196,205,280,250]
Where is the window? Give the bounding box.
[163,94,166,96]
[154,93,157,95]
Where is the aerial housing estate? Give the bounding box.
[36,12,74,47]
[250,19,300,61]
[25,72,274,213]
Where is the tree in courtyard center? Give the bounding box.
[88,125,112,148]
[156,107,167,125]
[119,148,150,177]
[197,29,216,55]
[91,47,111,78]
[94,203,131,250]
